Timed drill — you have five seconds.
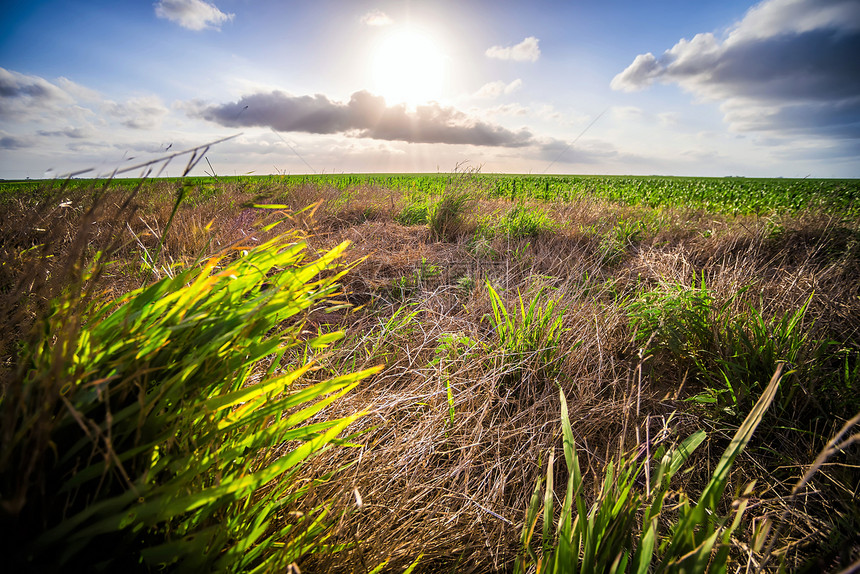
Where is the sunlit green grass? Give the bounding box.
[3,220,380,571]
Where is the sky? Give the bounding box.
[1,0,858,179]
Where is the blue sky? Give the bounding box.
[1,0,858,179]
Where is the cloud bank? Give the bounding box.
[154,0,234,31]
[189,90,536,147]
[485,37,541,62]
[611,0,860,149]
[0,67,74,118]
[1,67,170,138]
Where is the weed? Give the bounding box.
[483,203,557,239]
[708,293,817,415]
[517,368,784,573]
[598,217,646,264]
[467,235,499,259]
[396,194,430,226]
[432,333,486,425]
[455,274,475,294]
[484,281,573,384]
[429,190,472,240]
[629,279,827,420]
[361,303,421,364]
[627,273,715,363]
[388,258,443,301]
[3,172,858,571]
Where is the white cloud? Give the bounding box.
[485,37,541,62]
[360,10,393,27]
[658,112,680,127]
[485,103,530,117]
[55,77,102,103]
[103,95,169,130]
[481,102,579,126]
[727,0,860,43]
[0,67,74,117]
[0,68,173,138]
[474,79,523,99]
[37,126,96,139]
[534,104,565,122]
[611,0,860,149]
[0,67,100,130]
[610,53,659,93]
[535,137,622,167]
[66,141,112,153]
[505,79,524,93]
[613,106,645,121]
[154,0,234,31]
[611,0,860,98]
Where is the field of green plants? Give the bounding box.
[1,169,859,572]
[323,173,859,216]
[5,172,857,216]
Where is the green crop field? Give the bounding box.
[2,172,859,572]
[309,173,860,216]
[4,173,858,216]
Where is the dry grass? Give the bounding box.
[2,176,858,572]
[256,186,856,571]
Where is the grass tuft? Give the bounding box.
[1,202,379,571]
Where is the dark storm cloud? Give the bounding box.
[614,28,860,102]
[190,90,535,148]
[712,31,859,101]
[611,0,860,150]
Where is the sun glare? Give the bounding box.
[372,28,446,107]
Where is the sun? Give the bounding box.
[372,27,446,107]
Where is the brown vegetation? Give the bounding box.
[2,175,858,572]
